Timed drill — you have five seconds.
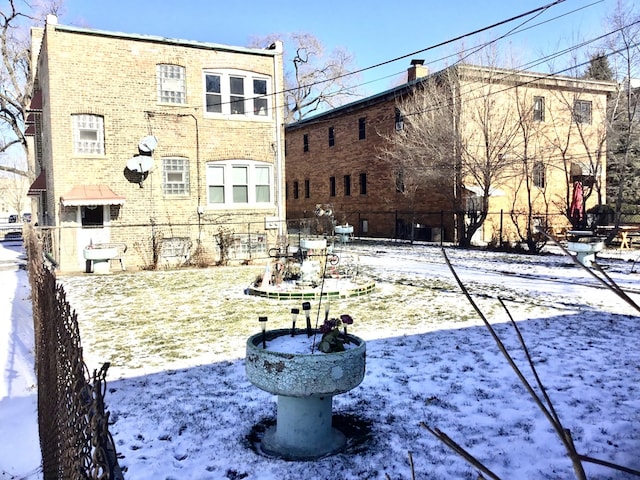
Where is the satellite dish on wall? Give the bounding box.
[126,155,154,173]
[138,135,158,154]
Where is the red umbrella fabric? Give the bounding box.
[570,181,584,223]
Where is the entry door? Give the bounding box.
[76,205,111,269]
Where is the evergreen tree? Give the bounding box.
[583,52,614,81]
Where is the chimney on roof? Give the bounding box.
[408,59,428,82]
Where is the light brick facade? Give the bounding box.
[29,16,285,272]
[285,63,615,244]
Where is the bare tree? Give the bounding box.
[456,65,522,246]
[251,32,361,123]
[603,0,640,233]
[0,0,63,178]
[507,84,554,253]
[378,70,460,242]
[380,62,526,247]
[4,168,29,214]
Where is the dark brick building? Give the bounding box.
[285,62,451,241]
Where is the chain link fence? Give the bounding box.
[25,226,123,480]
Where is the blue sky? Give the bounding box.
[61,0,617,95]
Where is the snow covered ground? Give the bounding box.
[0,239,40,480]
[2,238,640,479]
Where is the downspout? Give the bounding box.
[178,112,202,242]
[272,41,285,238]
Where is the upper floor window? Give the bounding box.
[304,179,310,198]
[395,168,405,193]
[206,160,272,207]
[359,172,367,195]
[395,108,404,131]
[573,100,592,124]
[328,127,335,147]
[533,96,545,122]
[204,70,271,117]
[329,176,336,197]
[253,79,268,115]
[293,181,299,199]
[303,134,309,152]
[533,161,545,188]
[163,157,190,195]
[344,175,351,196]
[157,64,186,104]
[358,117,366,140]
[72,114,104,155]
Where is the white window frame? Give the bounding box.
[72,114,105,155]
[206,160,273,208]
[157,64,186,104]
[162,157,190,195]
[203,69,271,119]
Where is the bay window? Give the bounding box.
[206,161,272,207]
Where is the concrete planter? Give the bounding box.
[567,240,604,267]
[335,224,354,243]
[299,238,327,250]
[246,329,366,460]
[334,225,354,235]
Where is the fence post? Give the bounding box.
[499,209,504,248]
[394,210,398,242]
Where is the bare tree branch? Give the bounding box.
[0,0,63,177]
[250,32,362,123]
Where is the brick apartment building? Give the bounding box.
[285,61,616,244]
[27,15,285,272]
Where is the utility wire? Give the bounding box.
[211,0,574,112]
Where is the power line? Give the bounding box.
[234,0,574,115]
[279,2,617,123]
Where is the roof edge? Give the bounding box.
[52,23,279,57]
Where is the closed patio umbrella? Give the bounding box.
[570,181,584,226]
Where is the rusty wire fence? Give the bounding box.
[25,226,124,480]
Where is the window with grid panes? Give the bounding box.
[573,100,592,124]
[157,64,186,104]
[533,161,546,188]
[533,96,545,122]
[72,114,104,155]
[163,157,189,195]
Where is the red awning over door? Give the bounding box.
[60,185,126,206]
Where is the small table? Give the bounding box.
[597,226,640,250]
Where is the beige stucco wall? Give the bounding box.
[457,66,615,244]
